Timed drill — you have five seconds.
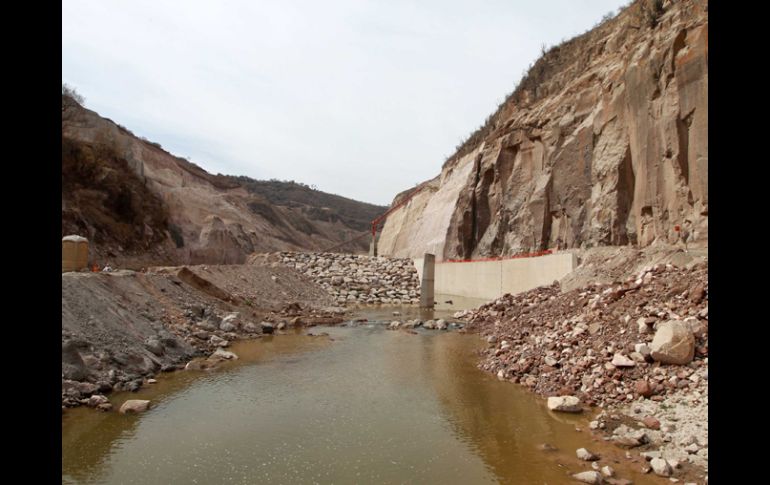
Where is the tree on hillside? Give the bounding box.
[62,83,85,131]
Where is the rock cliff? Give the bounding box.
[379,0,707,260]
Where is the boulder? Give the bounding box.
[572,471,603,484]
[577,448,599,461]
[650,321,695,364]
[547,395,582,413]
[210,348,238,360]
[611,353,636,367]
[209,335,229,347]
[650,458,672,477]
[144,338,164,356]
[87,395,110,407]
[119,399,151,414]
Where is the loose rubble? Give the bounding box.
[456,260,708,480]
[278,252,420,305]
[457,262,707,408]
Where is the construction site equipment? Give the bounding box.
[62,235,89,272]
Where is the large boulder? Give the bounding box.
[650,321,695,364]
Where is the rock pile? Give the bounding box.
[278,252,420,305]
[456,262,708,408]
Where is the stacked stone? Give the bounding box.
[455,262,708,408]
[279,252,420,305]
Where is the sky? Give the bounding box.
[63,0,628,206]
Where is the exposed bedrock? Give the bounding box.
[379,0,707,260]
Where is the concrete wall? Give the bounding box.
[414,252,576,301]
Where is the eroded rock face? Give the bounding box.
[380,0,707,260]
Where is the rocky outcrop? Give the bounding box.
[379,0,707,260]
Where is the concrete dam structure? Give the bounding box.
[414,252,576,302]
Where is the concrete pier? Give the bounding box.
[420,253,435,308]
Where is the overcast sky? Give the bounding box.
[63,0,627,206]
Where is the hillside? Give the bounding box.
[378,0,707,260]
[61,100,386,267]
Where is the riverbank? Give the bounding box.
[62,262,345,409]
[455,255,708,483]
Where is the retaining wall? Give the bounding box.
[414,252,576,301]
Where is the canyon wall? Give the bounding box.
[380,0,707,260]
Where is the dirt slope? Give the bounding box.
[62,262,339,408]
[62,100,386,268]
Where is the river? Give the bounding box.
[62,306,659,484]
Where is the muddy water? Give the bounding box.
[63,308,659,484]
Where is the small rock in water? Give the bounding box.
[119,399,151,414]
[572,471,603,484]
[601,466,615,478]
[577,448,599,461]
[87,395,109,407]
[211,348,238,360]
[547,395,582,413]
